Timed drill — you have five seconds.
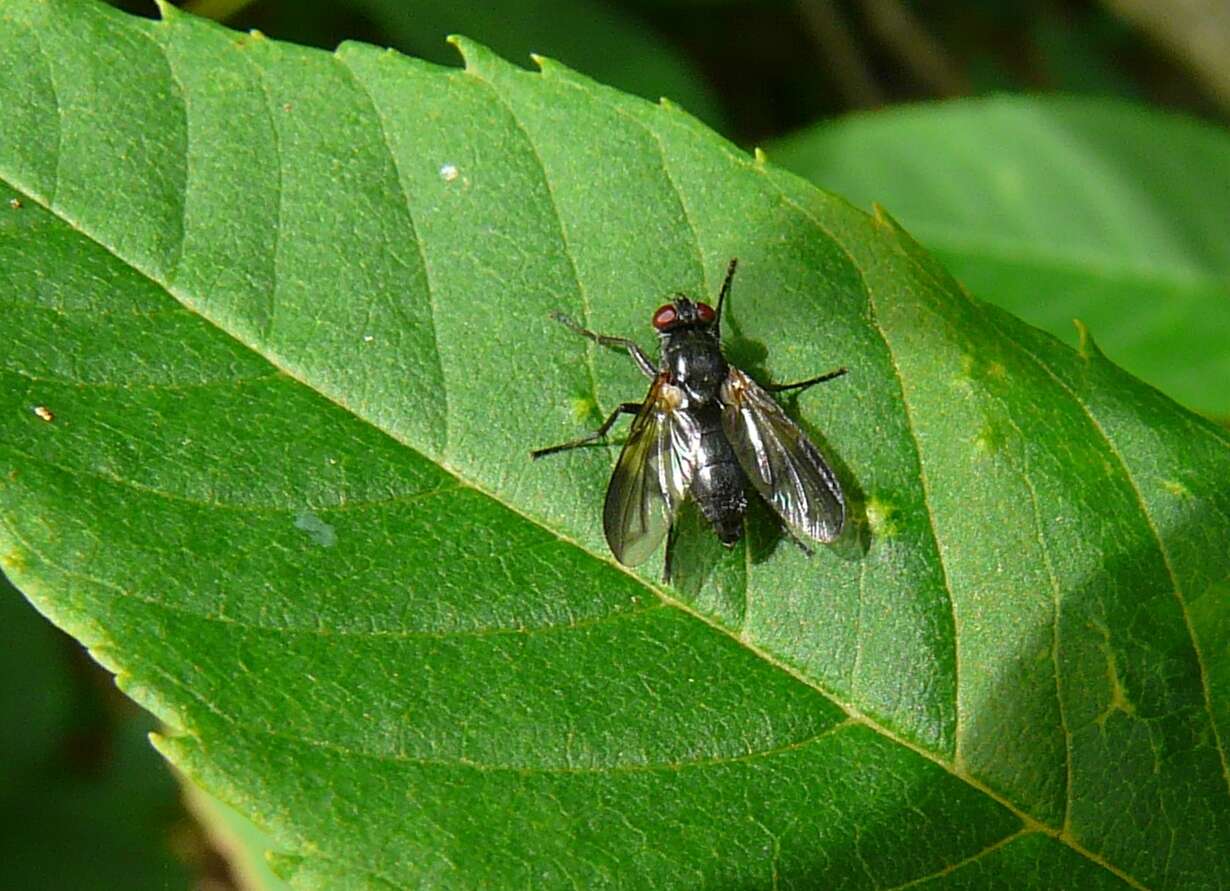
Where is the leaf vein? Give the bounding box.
[547,73,711,295]
[984,316,1230,804]
[992,406,1075,830]
[754,170,963,758]
[233,40,283,343]
[882,828,1032,890]
[147,26,189,286]
[29,30,61,206]
[7,368,280,393]
[457,64,605,416]
[1,441,458,514]
[335,53,452,459]
[0,509,661,642]
[172,664,859,774]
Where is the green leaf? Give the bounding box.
[1,3,1227,888]
[768,96,1230,419]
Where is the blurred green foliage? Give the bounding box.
[0,576,194,889]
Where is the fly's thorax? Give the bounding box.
[660,327,728,404]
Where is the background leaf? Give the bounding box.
[768,95,1230,419]
[1,2,1228,888]
[0,576,192,889]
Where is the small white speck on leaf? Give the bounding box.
[439,163,459,182]
[294,511,336,548]
[32,405,54,422]
[363,334,374,343]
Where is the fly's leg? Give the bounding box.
[549,311,656,379]
[766,366,847,394]
[530,402,642,460]
[785,530,815,558]
[663,521,679,584]
[713,258,738,329]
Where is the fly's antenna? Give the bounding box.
[715,258,738,331]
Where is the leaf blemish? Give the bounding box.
[864,496,899,538]
[958,352,976,378]
[958,353,1005,382]
[571,396,598,424]
[974,421,1005,455]
[294,512,337,548]
[1161,479,1190,498]
[439,163,460,182]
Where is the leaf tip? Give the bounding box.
[448,34,497,73]
[149,730,196,771]
[870,202,903,233]
[152,0,177,22]
[1073,318,1102,361]
[113,666,191,733]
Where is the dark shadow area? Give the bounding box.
[141,0,1230,143]
[0,574,232,890]
[957,504,1230,889]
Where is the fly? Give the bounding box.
[532,259,846,582]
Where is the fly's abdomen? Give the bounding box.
[690,413,747,545]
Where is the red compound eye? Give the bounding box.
[696,302,716,323]
[652,305,677,330]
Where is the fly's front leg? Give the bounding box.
[530,402,642,460]
[766,366,847,395]
[549,311,656,379]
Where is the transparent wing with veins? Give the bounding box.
[603,377,701,566]
[720,367,845,544]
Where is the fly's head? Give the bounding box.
[653,295,727,403]
[652,296,719,340]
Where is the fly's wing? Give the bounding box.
[603,379,699,567]
[720,367,845,543]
